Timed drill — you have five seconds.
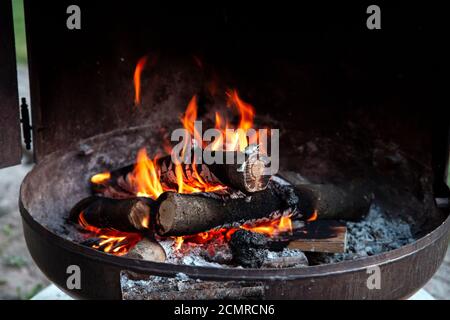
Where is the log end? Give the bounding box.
[156,193,178,236]
[126,238,166,262]
[129,200,152,231]
[244,157,272,193]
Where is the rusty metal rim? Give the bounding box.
[19,186,450,281]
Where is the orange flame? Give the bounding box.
[242,214,293,237]
[128,149,164,199]
[134,56,148,105]
[127,146,226,199]
[174,215,294,251]
[210,90,256,152]
[226,89,255,132]
[307,210,318,222]
[78,212,142,256]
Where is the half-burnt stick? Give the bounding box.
[156,188,289,236]
[69,196,154,232]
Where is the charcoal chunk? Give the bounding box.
[229,229,268,268]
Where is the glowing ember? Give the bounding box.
[307,210,318,222]
[133,56,148,105]
[78,212,142,256]
[173,215,294,251]
[90,172,111,184]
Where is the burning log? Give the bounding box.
[125,238,166,262]
[70,196,154,232]
[293,181,373,221]
[90,168,135,199]
[206,146,271,193]
[91,145,271,196]
[156,187,288,236]
[155,178,369,236]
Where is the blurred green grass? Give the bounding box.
[12,0,27,65]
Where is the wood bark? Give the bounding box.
[293,181,373,221]
[156,188,286,236]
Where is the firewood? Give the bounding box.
[155,178,369,236]
[206,147,271,193]
[159,144,271,193]
[70,196,154,232]
[91,145,271,195]
[293,182,373,221]
[156,187,288,236]
[125,238,166,262]
[277,221,348,253]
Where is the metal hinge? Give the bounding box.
[20,97,32,150]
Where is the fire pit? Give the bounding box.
[19,119,450,299]
[2,2,449,299]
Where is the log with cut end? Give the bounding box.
[293,181,373,221]
[155,179,371,236]
[70,196,154,232]
[156,188,287,236]
[158,145,271,193]
[207,147,271,193]
[91,145,271,195]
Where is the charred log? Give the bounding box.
[293,182,373,221]
[70,196,154,232]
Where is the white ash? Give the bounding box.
[266,248,306,260]
[159,238,308,268]
[159,239,234,268]
[313,204,415,264]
